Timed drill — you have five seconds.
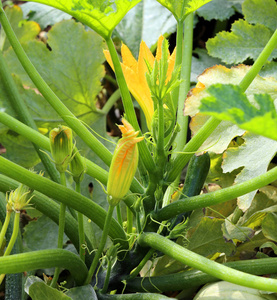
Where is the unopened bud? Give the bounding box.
[70,149,86,184]
[49,125,73,173]
[7,184,32,212]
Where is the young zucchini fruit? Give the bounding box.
[170,152,210,229]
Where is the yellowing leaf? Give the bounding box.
[25,0,141,38]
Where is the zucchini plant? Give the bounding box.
[1,0,277,299]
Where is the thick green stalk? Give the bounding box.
[168,27,277,183]
[105,36,155,173]
[138,233,277,292]
[127,257,277,293]
[0,49,59,182]
[0,111,144,195]
[171,20,184,110]
[0,156,129,251]
[155,166,277,221]
[0,249,87,285]
[0,7,112,166]
[51,172,67,287]
[76,182,86,262]
[0,174,94,265]
[85,204,115,285]
[0,209,11,249]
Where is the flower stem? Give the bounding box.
[138,232,277,292]
[76,182,86,262]
[105,36,156,174]
[126,207,133,235]
[0,210,12,249]
[0,6,112,166]
[51,172,67,287]
[85,204,115,285]
[155,165,277,221]
[0,211,20,284]
[101,89,121,115]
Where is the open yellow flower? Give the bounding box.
[107,118,143,206]
[104,36,176,129]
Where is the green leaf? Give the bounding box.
[242,0,277,31]
[191,48,223,83]
[187,217,236,257]
[197,0,236,21]
[222,220,254,243]
[113,0,176,58]
[156,0,211,22]
[260,241,277,255]
[199,84,277,141]
[25,0,141,38]
[262,213,277,242]
[206,19,277,64]
[20,2,72,29]
[25,276,71,300]
[0,5,40,52]
[5,19,105,125]
[23,215,68,252]
[65,285,98,300]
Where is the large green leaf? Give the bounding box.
[206,19,277,64]
[187,217,236,257]
[242,0,277,31]
[156,0,211,21]
[25,0,141,38]
[0,5,40,52]
[262,213,277,242]
[20,2,72,29]
[113,0,176,58]
[199,84,277,141]
[5,19,105,125]
[197,0,236,21]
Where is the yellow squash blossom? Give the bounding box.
[104,36,176,129]
[107,118,143,206]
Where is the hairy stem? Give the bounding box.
[138,233,277,292]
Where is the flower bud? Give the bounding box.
[107,119,143,206]
[7,184,32,212]
[49,125,73,173]
[69,148,86,184]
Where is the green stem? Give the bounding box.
[0,49,59,182]
[0,111,144,195]
[0,211,20,285]
[0,156,129,251]
[127,257,277,293]
[128,248,155,280]
[51,172,67,287]
[171,20,184,110]
[126,207,133,235]
[239,28,277,92]
[0,174,94,265]
[85,204,115,285]
[97,293,172,300]
[105,36,155,173]
[0,210,12,249]
[138,233,277,292]
[155,166,277,221]
[0,249,87,285]
[101,258,112,294]
[116,204,123,227]
[76,182,86,262]
[101,89,121,114]
[0,7,112,166]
